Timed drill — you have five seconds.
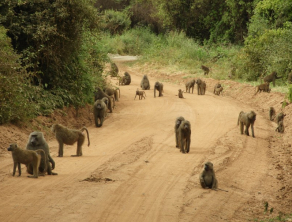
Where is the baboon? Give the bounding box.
[213,83,222,95]
[134,88,146,100]
[275,112,286,124]
[255,82,271,95]
[174,116,185,148]
[263,71,282,87]
[51,124,90,157]
[178,120,191,153]
[93,99,107,127]
[8,143,41,178]
[201,65,210,75]
[34,149,47,176]
[275,120,284,133]
[109,62,119,77]
[101,97,109,117]
[185,79,196,93]
[154,81,164,97]
[269,107,276,121]
[119,76,125,86]
[214,87,223,96]
[199,162,218,189]
[94,87,115,112]
[237,111,256,137]
[178,89,184,98]
[123,72,131,85]
[104,87,120,102]
[196,79,203,95]
[26,132,57,175]
[140,75,150,90]
[229,67,236,79]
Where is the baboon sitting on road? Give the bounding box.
[140,75,150,90]
[237,111,256,137]
[263,71,282,87]
[199,162,218,189]
[178,89,184,98]
[109,62,119,77]
[174,116,185,148]
[154,82,163,97]
[178,120,191,153]
[275,120,284,133]
[185,79,196,93]
[94,99,107,127]
[134,88,146,100]
[123,72,131,85]
[51,124,90,157]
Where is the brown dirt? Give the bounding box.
[0,61,291,222]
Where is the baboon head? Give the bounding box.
[247,111,256,122]
[204,162,214,171]
[196,79,202,85]
[29,132,44,146]
[7,143,17,151]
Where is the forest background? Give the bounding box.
[0,0,292,124]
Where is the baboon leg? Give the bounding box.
[186,139,190,153]
[180,139,185,153]
[13,162,19,176]
[240,123,244,134]
[27,155,40,178]
[175,133,179,148]
[245,125,250,136]
[58,142,64,157]
[251,123,255,137]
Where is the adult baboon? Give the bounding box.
[8,143,41,178]
[26,132,57,175]
[109,62,119,77]
[269,107,276,121]
[123,72,131,85]
[154,81,163,97]
[199,162,218,189]
[178,89,184,98]
[201,65,210,75]
[275,120,284,133]
[94,87,115,112]
[214,87,223,96]
[101,97,109,117]
[140,75,150,90]
[104,87,120,102]
[196,79,203,95]
[134,88,146,100]
[275,112,286,124]
[213,83,221,94]
[51,124,90,157]
[263,71,282,87]
[93,99,107,127]
[178,120,191,153]
[174,116,185,148]
[185,79,196,93]
[237,111,256,137]
[255,82,270,95]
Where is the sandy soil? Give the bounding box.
[0,60,292,222]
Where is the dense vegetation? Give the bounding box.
[0,0,292,123]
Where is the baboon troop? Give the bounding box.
[94,87,115,113]
[94,99,107,127]
[109,62,119,77]
[199,162,218,189]
[119,72,131,85]
[201,65,210,75]
[263,71,282,87]
[255,82,270,95]
[174,116,185,148]
[140,75,150,90]
[154,81,164,97]
[185,79,196,93]
[196,79,206,95]
[213,83,223,96]
[178,89,184,98]
[8,143,41,178]
[269,107,276,121]
[104,87,120,102]
[178,120,191,153]
[51,124,90,157]
[134,88,146,100]
[237,111,256,137]
[26,132,57,175]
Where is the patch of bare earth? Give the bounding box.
[0,61,291,222]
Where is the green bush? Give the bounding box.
[100,10,131,35]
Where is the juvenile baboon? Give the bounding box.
[109,62,119,77]
[213,83,221,94]
[264,71,282,87]
[8,143,41,178]
[275,112,286,124]
[140,75,150,90]
[174,116,185,148]
[185,79,196,93]
[269,107,276,121]
[154,81,164,97]
[94,87,115,112]
[134,88,146,100]
[26,132,57,175]
[201,65,210,75]
[275,120,284,133]
[123,72,131,85]
[93,99,107,127]
[178,120,191,153]
[214,87,223,96]
[255,82,271,95]
[237,111,256,137]
[51,124,90,157]
[178,89,184,98]
[104,87,120,102]
[199,162,218,189]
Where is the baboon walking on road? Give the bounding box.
[185,79,196,93]
[94,87,115,112]
[154,82,163,97]
[94,99,107,127]
[178,120,191,153]
[134,88,146,100]
[174,116,185,148]
[237,111,256,137]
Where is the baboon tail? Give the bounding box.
[81,127,90,146]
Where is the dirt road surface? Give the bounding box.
[0,62,289,221]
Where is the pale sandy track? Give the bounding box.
[0,63,275,222]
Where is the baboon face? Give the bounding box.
[7,143,17,151]
[248,111,256,121]
[204,162,213,171]
[29,134,42,146]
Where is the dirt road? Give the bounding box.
[0,64,281,221]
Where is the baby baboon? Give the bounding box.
[269,107,276,121]
[93,99,107,127]
[237,111,256,137]
[104,87,120,102]
[154,81,164,97]
[94,87,115,112]
[178,120,191,153]
[140,75,150,90]
[134,88,146,100]
[26,132,57,175]
[109,62,119,77]
[178,89,184,98]
[199,162,218,189]
[8,143,41,178]
[118,76,125,86]
[123,72,131,85]
[275,120,284,133]
[255,82,270,95]
[275,112,286,124]
[201,65,210,75]
[185,79,196,93]
[51,124,90,157]
[174,116,185,148]
[214,87,223,96]
[263,71,282,87]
